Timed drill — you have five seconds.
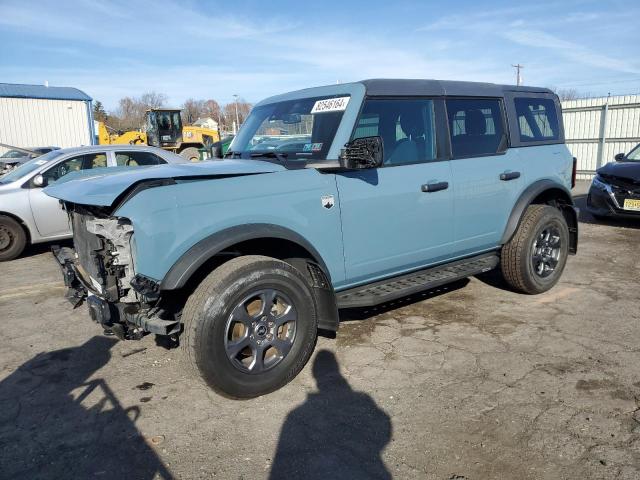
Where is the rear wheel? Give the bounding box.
[181,255,318,398]
[0,215,27,262]
[179,147,200,162]
[501,205,569,294]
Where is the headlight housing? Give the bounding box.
[592,175,610,192]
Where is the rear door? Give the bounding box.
[336,97,454,286]
[29,152,109,237]
[446,98,524,256]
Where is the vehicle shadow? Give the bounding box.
[0,336,173,479]
[269,350,392,479]
[19,238,73,259]
[338,278,470,322]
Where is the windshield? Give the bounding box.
[0,150,66,183]
[229,95,350,160]
[626,145,640,161]
[1,149,27,159]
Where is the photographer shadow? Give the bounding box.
[270,350,392,479]
[0,336,173,479]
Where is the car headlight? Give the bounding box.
[592,175,611,192]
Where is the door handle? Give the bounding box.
[421,181,449,193]
[500,171,521,181]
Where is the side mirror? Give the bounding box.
[614,153,625,161]
[339,136,384,169]
[211,141,224,159]
[32,174,48,188]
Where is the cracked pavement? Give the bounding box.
[0,181,639,479]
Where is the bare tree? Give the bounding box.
[112,96,141,131]
[548,87,583,101]
[223,99,253,129]
[109,92,169,132]
[182,98,206,124]
[203,99,223,127]
[139,91,168,109]
[556,89,581,101]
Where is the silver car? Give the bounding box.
[0,145,186,261]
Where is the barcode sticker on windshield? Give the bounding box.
[311,96,350,114]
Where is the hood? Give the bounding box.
[598,161,640,183]
[44,159,285,207]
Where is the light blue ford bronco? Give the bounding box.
[47,79,578,398]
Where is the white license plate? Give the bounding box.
[623,198,640,211]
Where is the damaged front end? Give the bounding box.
[53,204,179,341]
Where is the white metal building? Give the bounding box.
[562,94,640,179]
[0,83,94,155]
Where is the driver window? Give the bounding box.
[352,99,437,166]
[42,153,108,182]
[42,156,84,182]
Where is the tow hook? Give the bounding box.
[104,323,143,341]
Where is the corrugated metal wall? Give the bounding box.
[0,97,92,154]
[562,95,640,179]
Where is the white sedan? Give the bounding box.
[0,145,186,261]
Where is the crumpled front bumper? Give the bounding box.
[52,245,88,308]
[52,245,180,338]
[52,245,120,327]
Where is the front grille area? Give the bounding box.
[611,186,640,208]
[601,175,640,208]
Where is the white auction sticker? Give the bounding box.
[311,96,350,114]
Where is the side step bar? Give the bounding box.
[336,252,499,308]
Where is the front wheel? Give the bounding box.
[501,205,569,294]
[181,255,318,398]
[0,215,27,262]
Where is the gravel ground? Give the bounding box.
[0,181,639,480]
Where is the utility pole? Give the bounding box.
[512,64,524,86]
[233,94,240,133]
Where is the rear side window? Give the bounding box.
[116,151,164,166]
[446,99,506,158]
[514,97,559,142]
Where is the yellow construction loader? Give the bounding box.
[98,108,220,161]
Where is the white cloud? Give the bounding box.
[1,0,638,107]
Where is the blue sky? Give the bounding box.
[1,0,638,110]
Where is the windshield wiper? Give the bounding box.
[250,151,289,160]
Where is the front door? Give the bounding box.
[29,152,109,237]
[336,97,454,287]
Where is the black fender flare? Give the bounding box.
[160,223,339,331]
[501,180,578,253]
[161,223,330,290]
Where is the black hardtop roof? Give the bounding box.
[359,79,554,97]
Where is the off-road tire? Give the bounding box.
[179,147,200,162]
[0,215,27,262]
[501,205,569,294]
[180,255,318,398]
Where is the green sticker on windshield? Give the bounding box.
[303,143,313,152]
